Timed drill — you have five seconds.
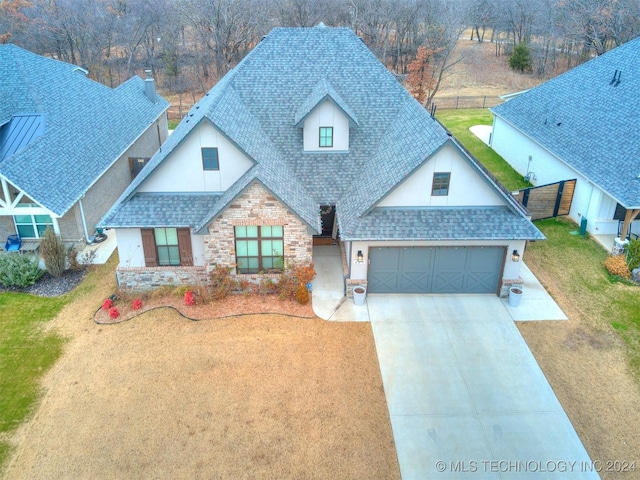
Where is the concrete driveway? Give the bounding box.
[368,294,598,479]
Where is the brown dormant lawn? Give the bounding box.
[3,261,399,479]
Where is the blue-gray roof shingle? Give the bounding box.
[492,36,640,208]
[0,44,169,216]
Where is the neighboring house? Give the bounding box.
[490,36,640,240]
[0,44,169,247]
[101,25,543,296]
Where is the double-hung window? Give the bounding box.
[202,147,219,170]
[155,228,181,266]
[319,127,333,148]
[431,172,451,196]
[235,226,284,274]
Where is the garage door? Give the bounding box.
[367,246,504,294]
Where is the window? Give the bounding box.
[235,225,284,274]
[154,228,180,266]
[14,214,53,238]
[431,172,451,196]
[202,147,219,170]
[319,127,333,148]
[141,228,193,267]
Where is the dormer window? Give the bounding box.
[319,127,333,147]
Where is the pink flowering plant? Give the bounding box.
[102,298,113,310]
[109,307,120,319]
[184,290,196,306]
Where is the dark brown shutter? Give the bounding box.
[141,228,158,267]
[177,228,193,266]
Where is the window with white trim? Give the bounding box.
[13,213,53,238]
[319,127,333,148]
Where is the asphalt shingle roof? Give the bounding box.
[343,207,542,241]
[104,26,541,241]
[102,193,222,228]
[0,44,169,216]
[492,36,640,208]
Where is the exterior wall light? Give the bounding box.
[356,250,364,264]
[511,250,521,262]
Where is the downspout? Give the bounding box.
[78,197,90,242]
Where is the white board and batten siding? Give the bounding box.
[303,100,350,151]
[378,143,505,207]
[491,116,619,234]
[114,228,206,268]
[138,121,254,193]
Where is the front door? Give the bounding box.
[313,205,336,245]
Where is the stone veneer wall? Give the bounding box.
[499,277,524,298]
[116,266,208,291]
[204,182,313,278]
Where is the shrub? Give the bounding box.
[184,290,196,306]
[102,298,114,310]
[276,260,316,300]
[109,307,120,319]
[210,264,235,301]
[132,299,143,310]
[295,283,309,304]
[603,254,631,279]
[626,239,640,271]
[0,253,43,287]
[39,227,66,277]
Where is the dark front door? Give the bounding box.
[313,205,336,245]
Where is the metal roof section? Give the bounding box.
[0,44,169,216]
[0,114,45,163]
[491,36,640,209]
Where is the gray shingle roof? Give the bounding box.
[105,26,541,241]
[492,36,640,208]
[294,77,359,126]
[0,44,169,216]
[342,207,543,241]
[102,193,222,228]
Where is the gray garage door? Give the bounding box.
[368,246,505,294]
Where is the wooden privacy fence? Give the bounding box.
[433,95,503,110]
[513,179,576,220]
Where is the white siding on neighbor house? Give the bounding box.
[115,228,206,268]
[138,121,254,193]
[348,239,526,282]
[303,99,350,151]
[491,116,620,235]
[378,143,505,207]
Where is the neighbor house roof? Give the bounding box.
[0,44,169,216]
[103,26,542,241]
[491,36,640,209]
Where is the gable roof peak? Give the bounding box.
[294,76,359,126]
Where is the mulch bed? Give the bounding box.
[94,293,316,324]
[0,267,88,297]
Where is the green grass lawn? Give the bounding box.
[437,108,640,383]
[526,218,640,379]
[436,108,531,191]
[0,293,68,468]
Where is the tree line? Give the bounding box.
[1,0,639,102]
